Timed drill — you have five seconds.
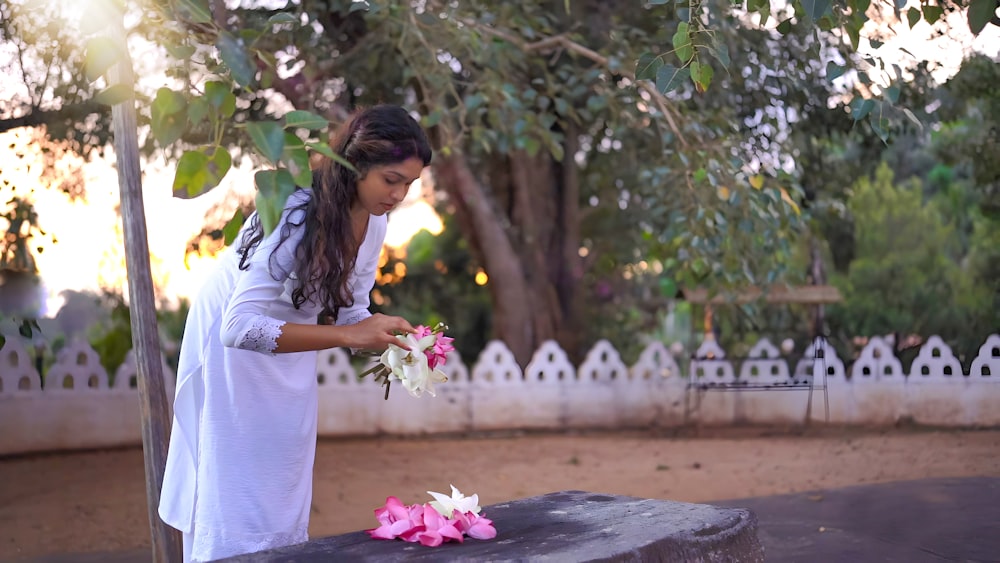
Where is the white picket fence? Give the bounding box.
[1,334,998,455]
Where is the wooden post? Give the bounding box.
[106,2,183,561]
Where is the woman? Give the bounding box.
[159,105,432,562]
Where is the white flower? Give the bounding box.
[379,334,447,398]
[427,485,481,518]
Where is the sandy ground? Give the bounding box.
[1,426,998,560]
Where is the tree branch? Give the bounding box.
[0,102,104,135]
[459,19,689,148]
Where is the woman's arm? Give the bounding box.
[219,192,412,355]
[268,314,414,353]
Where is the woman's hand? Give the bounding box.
[348,313,416,351]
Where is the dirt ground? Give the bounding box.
[1,426,998,560]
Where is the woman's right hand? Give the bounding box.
[348,313,416,351]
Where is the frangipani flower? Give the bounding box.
[368,496,425,542]
[380,333,448,398]
[428,485,481,518]
[427,335,455,369]
[367,488,496,546]
[453,510,497,540]
[363,322,454,400]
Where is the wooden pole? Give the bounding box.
[106,2,183,560]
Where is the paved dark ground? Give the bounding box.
[22,477,1000,562]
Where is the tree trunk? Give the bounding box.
[434,143,584,366]
[433,154,536,366]
[106,3,182,561]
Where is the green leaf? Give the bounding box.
[173,147,231,198]
[708,39,731,67]
[465,93,486,109]
[306,141,337,159]
[204,81,236,118]
[284,110,328,130]
[94,84,132,106]
[223,209,244,245]
[776,18,793,35]
[523,137,541,156]
[254,169,297,234]
[907,7,921,27]
[846,24,860,50]
[851,0,871,14]
[188,96,209,126]
[825,61,846,82]
[923,3,943,24]
[84,37,121,82]
[153,87,186,114]
[902,107,923,129]
[655,64,690,94]
[306,141,356,172]
[648,0,669,3]
[870,115,890,143]
[850,98,875,120]
[748,0,771,24]
[692,61,714,92]
[217,32,256,88]
[247,121,285,164]
[884,85,900,104]
[267,12,299,25]
[968,0,994,35]
[636,52,663,81]
[801,0,831,20]
[282,135,313,188]
[672,22,693,63]
[422,110,443,127]
[151,88,187,147]
[165,43,196,59]
[18,319,32,338]
[177,0,212,24]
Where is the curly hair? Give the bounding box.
[236,105,432,322]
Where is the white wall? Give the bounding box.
[2,334,998,455]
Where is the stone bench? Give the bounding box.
[220,490,764,562]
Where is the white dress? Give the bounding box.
[158,189,385,562]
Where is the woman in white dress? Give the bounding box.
[158,105,432,562]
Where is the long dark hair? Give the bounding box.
[236,105,432,321]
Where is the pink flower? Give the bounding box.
[368,489,495,547]
[367,497,425,541]
[453,510,497,540]
[414,325,434,339]
[426,335,455,369]
[416,502,465,546]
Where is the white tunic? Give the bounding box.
[159,189,385,562]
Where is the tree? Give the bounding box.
[7,0,996,365]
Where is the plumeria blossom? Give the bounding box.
[428,485,481,518]
[368,496,426,542]
[367,487,497,546]
[378,328,449,398]
[453,510,498,540]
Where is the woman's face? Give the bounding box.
[353,156,425,216]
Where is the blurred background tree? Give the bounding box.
[0,0,996,370]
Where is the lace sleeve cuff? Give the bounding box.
[236,317,286,354]
[337,309,371,327]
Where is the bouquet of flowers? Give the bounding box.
[360,322,455,399]
[367,485,497,547]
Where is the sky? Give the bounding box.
[0,2,997,319]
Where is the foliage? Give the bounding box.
[374,218,493,363]
[825,163,989,360]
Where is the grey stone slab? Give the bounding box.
[220,491,764,562]
[712,476,1000,563]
